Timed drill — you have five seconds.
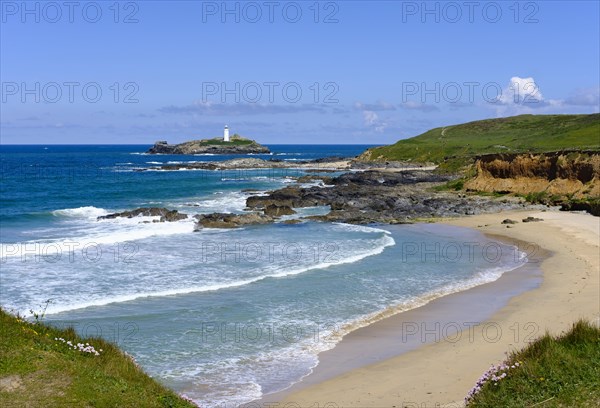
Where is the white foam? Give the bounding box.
[41,279,260,315]
[52,206,109,219]
[37,233,395,315]
[1,217,195,259]
[180,191,249,213]
[332,223,392,235]
[142,168,207,172]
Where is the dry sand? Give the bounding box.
[274,209,599,407]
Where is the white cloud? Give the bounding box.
[498,76,545,105]
[362,110,379,125]
[491,76,562,116]
[361,110,387,133]
[489,76,599,116]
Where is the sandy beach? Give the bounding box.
[273,209,600,407]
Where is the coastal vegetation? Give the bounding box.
[189,134,254,146]
[0,308,195,407]
[465,319,600,407]
[360,114,600,172]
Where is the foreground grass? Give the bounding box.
[363,114,600,171]
[466,320,600,407]
[0,308,196,407]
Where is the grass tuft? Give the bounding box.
[0,308,196,407]
[465,319,600,407]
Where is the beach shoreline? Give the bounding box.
[258,209,600,407]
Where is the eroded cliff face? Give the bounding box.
[464,151,600,198]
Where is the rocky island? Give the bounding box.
[147,134,270,155]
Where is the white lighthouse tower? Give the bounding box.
[223,125,230,142]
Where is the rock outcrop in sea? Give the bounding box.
[147,136,270,155]
[193,212,274,229]
[99,154,581,229]
[245,170,540,224]
[98,208,188,222]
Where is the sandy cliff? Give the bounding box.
[464,151,600,199]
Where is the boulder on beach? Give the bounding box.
[522,216,544,223]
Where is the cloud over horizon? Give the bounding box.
[491,76,599,116]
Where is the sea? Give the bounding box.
[0,144,527,407]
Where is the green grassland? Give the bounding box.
[196,134,255,146]
[364,114,600,171]
[0,309,195,407]
[466,319,600,407]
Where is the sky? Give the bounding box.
[1,0,599,144]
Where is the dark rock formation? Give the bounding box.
[263,204,296,217]
[522,216,544,223]
[283,219,302,225]
[246,170,540,224]
[560,200,600,216]
[140,157,355,172]
[98,208,188,222]
[147,138,270,155]
[296,175,334,185]
[144,158,303,171]
[194,212,273,229]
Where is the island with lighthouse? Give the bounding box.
[147,125,271,155]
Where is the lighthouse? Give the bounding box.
[223,125,230,142]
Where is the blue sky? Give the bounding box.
[1,0,599,144]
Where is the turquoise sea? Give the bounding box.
[0,145,526,406]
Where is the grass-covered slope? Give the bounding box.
[465,319,600,407]
[0,309,195,407]
[194,134,255,146]
[361,114,600,170]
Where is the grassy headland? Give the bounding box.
[465,319,600,407]
[0,309,195,407]
[359,114,600,214]
[360,114,600,172]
